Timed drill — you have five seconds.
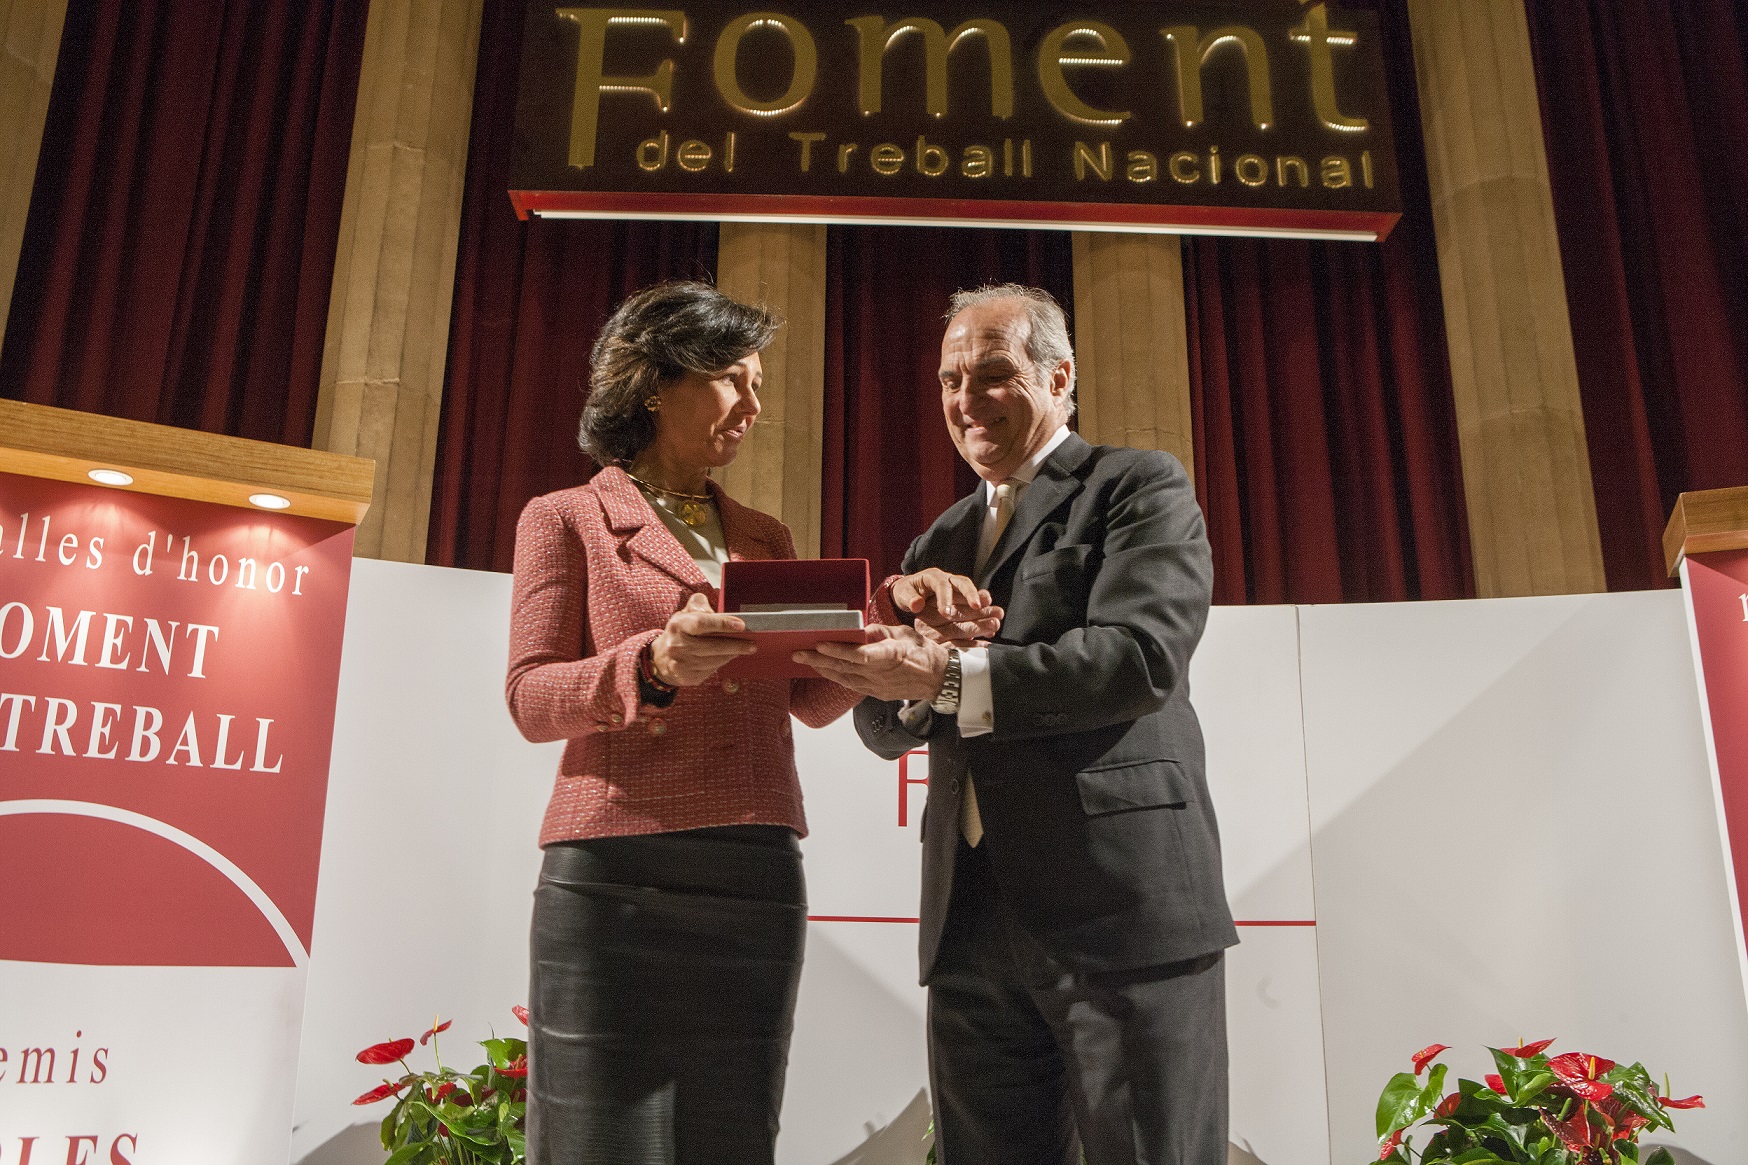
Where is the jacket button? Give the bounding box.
[950,778,961,794]
[723,679,741,694]
[648,719,667,736]
[610,712,624,724]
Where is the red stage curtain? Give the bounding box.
[0,0,367,445]
[820,227,1072,583]
[1527,0,1748,592]
[1183,0,1471,606]
[426,0,717,573]
[1183,229,1471,606]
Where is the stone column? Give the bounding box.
[714,222,829,558]
[312,0,483,562]
[1406,0,1606,596]
[1070,232,1196,483]
[0,0,70,354]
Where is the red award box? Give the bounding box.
[717,558,874,680]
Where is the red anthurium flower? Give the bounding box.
[1434,1092,1461,1118]
[1485,1074,1507,1094]
[355,1038,415,1065]
[1412,1044,1450,1076]
[352,1081,406,1105]
[499,1054,530,1078]
[513,1004,530,1025]
[420,1019,452,1046]
[1658,1094,1705,1110]
[1592,1094,1647,1143]
[1547,1053,1616,1101]
[1377,1129,1403,1161]
[433,1081,457,1101]
[1501,1038,1556,1058]
[1616,1109,1650,1137]
[452,1090,473,1105]
[1542,1103,1594,1151]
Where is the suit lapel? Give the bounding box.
[930,492,986,579]
[714,482,777,566]
[594,466,711,590]
[976,433,1094,588]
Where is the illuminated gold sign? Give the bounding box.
[509,1,1401,240]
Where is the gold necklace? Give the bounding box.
[627,472,713,527]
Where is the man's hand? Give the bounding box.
[890,568,1003,648]
[649,593,756,686]
[795,624,950,702]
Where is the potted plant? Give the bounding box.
[1370,1039,1704,1164]
[351,1007,530,1164]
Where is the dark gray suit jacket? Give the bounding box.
[855,434,1238,982]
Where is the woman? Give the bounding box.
[505,281,864,1163]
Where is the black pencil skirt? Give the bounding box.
[526,824,807,1165]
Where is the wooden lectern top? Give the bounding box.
[1664,486,1748,575]
[0,398,374,525]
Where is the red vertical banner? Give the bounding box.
[0,469,356,1157]
[1681,547,1748,1005]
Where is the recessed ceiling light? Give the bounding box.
[88,469,134,487]
[249,493,292,510]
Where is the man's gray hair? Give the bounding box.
[944,283,1077,415]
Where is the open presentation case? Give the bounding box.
[717,558,874,680]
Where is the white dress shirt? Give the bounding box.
[953,424,1071,738]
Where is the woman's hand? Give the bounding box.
[649,593,757,686]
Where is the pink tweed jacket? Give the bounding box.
[506,466,868,844]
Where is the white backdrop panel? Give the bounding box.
[1,965,306,1164]
[289,560,550,1162]
[1300,591,1748,1164]
[290,562,1325,1165]
[290,562,1744,1165]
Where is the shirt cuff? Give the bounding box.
[956,647,994,737]
[899,699,934,736]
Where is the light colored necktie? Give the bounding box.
[974,480,1016,576]
[963,480,1015,847]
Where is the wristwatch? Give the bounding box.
[931,646,963,715]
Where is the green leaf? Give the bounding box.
[384,1145,432,1165]
[481,1038,524,1067]
[1488,1050,1536,1098]
[1478,1114,1531,1156]
[1513,1072,1554,1107]
[1422,1128,1464,1160]
[1644,1150,1674,1165]
[1605,1061,1656,1089]
[1606,1075,1669,1128]
[1378,1071,1433,1137]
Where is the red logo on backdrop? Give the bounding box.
[1684,548,1748,979]
[0,471,355,968]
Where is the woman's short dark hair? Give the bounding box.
[579,280,780,467]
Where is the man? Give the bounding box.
[798,285,1236,1165]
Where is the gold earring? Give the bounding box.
[643,395,661,413]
